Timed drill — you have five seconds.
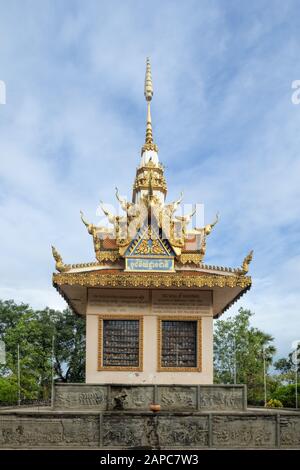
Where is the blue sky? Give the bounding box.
[0,0,300,358]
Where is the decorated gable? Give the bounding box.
[125,226,175,272]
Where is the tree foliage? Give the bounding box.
[0,300,85,403]
[214,307,276,404]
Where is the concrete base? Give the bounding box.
[0,384,299,449]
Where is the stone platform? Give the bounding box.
[0,384,299,449]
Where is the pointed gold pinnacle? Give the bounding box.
[141,58,158,155]
[144,57,153,102]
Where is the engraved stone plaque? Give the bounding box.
[54,385,107,410]
[157,386,197,411]
[152,290,211,315]
[158,416,209,448]
[110,386,154,410]
[212,415,276,448]
[280,416,300,447]
[199,386,245,411]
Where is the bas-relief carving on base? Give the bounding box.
[0,412,300,448]
[157,386,197,411]
[110,386,154,410]
[103,415,146,448]
[199,386,244,411]
[212,415,276,448]
[280,416,300,447]
[102,415,209,448]
[157,416,208,448]
[54,385,107,410]
[0,416,99,448]
[53,384,246,411]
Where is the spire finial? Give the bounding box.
[144,57,153,102]
[141,58,158,155]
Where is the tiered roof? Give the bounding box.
[52,59,252,317]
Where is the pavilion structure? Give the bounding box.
[52,59,252,385]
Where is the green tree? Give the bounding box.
[0,300,85,403]
[214,307,276,404]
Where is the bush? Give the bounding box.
[271,384,300,408]
[266,398,283,408]
[0,376,18,403]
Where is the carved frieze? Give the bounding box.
[54,385,107,410]
[157,386,197,411]
[212,415,276,448]
[280,416,300,447]
[103,415,146,448]
[157,416,209,447]
[199,386,245,411]
[0,416,99,448]
[110,386,154,410]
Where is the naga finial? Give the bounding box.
[100,200,123,225]
[115,187,132,212]
[241,250,254,274]
[51,245,67,273]
[175,207,196,224]
[204,212,219,236]
[164,192,183,217]
[80,210,94,235]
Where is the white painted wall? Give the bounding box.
[85,289,214,385]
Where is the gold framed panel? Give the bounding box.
[98,314,143,371]
[157,316,202,372]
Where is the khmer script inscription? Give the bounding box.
[89,289,149,313]
[152,290,211,315]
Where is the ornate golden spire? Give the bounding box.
[141,58,158,155]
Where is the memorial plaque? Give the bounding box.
[152,290,211,315]
[89,289,149,314]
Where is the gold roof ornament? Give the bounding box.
[51,245,68,273]
[240,250,254,274]
[204,212,219,235]
[141,58,158,155]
